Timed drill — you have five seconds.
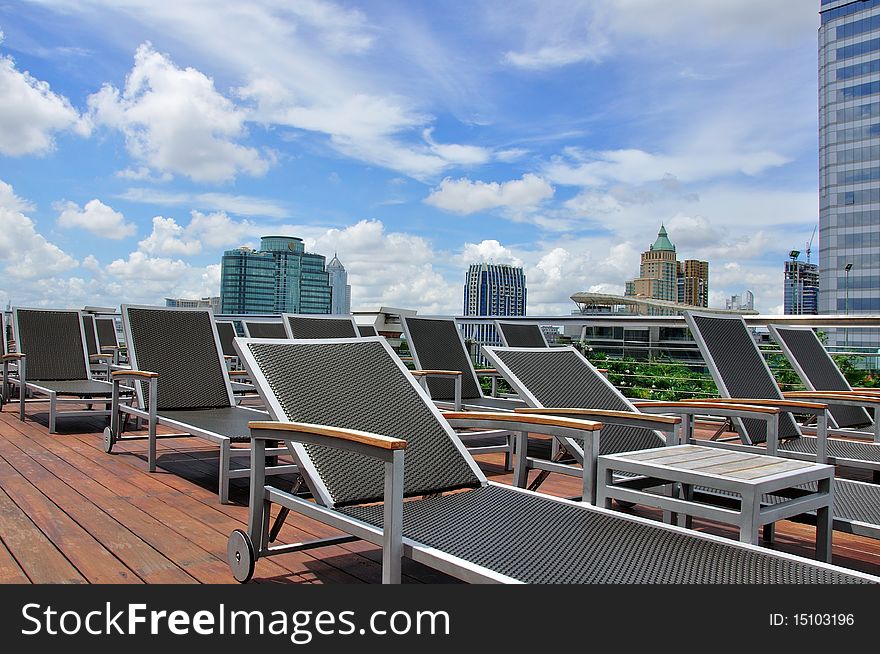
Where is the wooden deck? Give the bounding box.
[1,400,879,584]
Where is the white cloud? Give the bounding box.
[138,210,259,256]
[88,42,271,183]
[0,45,90,156]
[0,182,78,280]
[0,179,36,213]
[56,199,136,239]
[119,187,288,218]
[460,240,523,267]
[106,250,189,281]
[424,173,554,214]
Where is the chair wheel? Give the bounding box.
[228,529,255,583]
[103,427,114,453]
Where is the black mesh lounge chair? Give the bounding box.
[495,321,549,348]
[282,313,360,339]
[768,324,878,441]
[402,316,524,411]
[242,320,287,339]
[480,345,769,498]
[225,335,878,584]
[103,305,295,503]
[81,313,115,378]
[215,320,258,397]
[357,324,379,337]
[216,320,239,361]
[402,316,522,460]
[6,308,124,433]
[0,311,20,407]
[95,316,125,365]
[681,311,880,539]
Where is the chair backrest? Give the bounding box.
[769,324,872,429]
[357,324,379,337]
[684,311,800,444]
[215,321,239,358]
[483,346,665,454]
[95,317,119,350]
[235,336,484,507]
[283,314,360,339]
[401,316,483,401]
[81,314,99,357]
[122,305,233,411]
[13,308,90,381]
[242,320,288,339]
[495,321,549,348]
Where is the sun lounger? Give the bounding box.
[768,324,878,441]
[495,321,549,347]
[103,305,295,503]
[282,313,360,339]
[225,335,877,584]
[6,308,125,433]
[242,320,287,339]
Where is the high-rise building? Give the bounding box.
[625,225,709,314]
[165,296,221,313]
[784,251,819,315]
[819,0,880,350]
[462,263,527,344]
[220,236,332,315]
[726,290,755,312]
[677,259,710,307]
[327,253,352,315]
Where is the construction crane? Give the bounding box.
[806,224,817,264]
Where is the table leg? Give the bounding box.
[740,489,760,546]
[816,476,834,563]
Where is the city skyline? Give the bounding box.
[0,1,824,315]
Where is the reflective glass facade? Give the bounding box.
[220,236,331,314]
[462,263,527,344]
[819,0,880,350]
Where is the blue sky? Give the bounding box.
[0,0,820,314]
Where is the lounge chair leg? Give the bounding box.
[147,377,158,472]
[219,439,231,504]
[381,449,404,584]
[48,393,57,434]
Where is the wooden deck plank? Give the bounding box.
[0,534,30,584]
[0,432,196,584]
[0,456,139,583]
[0,487,86,584]
[0,424,231,584]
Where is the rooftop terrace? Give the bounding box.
[1,399,878,584]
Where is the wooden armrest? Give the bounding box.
[111,369,158,379]
[228,370,250,377]
[684,398,830,411]
[634,400,781,414]
[475,368,499,375]
[515,406,680,425]
[783,391,880,404]
[248,421,406,450]
[1,353,24,360]
[410,369,461,377]
[442,410,602,431]
[90,353,114,360]
[597,369,608,373]
[851,387,880,394]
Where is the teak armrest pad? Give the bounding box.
[516,406,680,425]
[111,369,158,379]
[443,410,602,431]
[248,421,407,450]
[1,353,24,360]
[634,400,781,414]
[410,369,462,376]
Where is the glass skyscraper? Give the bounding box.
[462,262,527,344]
[819,0,880,350]
[327,253,352,315]
[220,236,331,315]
